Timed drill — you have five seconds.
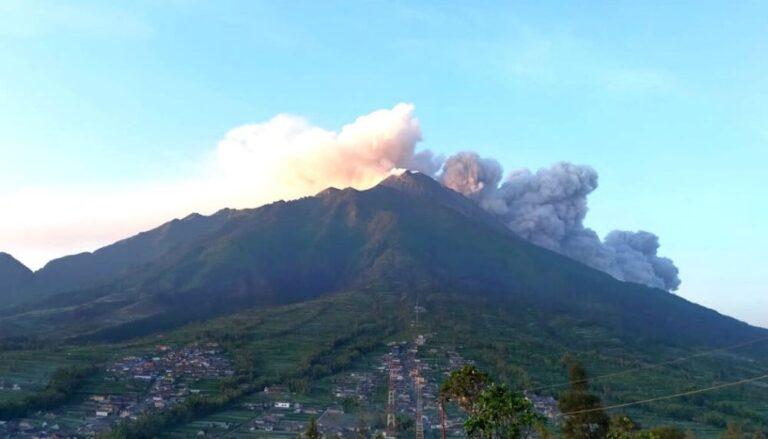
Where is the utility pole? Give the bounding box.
[415,362,424,439]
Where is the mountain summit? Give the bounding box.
[378,170,510,233]
[379,170,443,194]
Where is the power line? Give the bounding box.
[558,373,768,417]
[523,335,768,393]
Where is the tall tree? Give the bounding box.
[721,423,743,439]
[356,419,370,439]
[464,383,543,439]
[303,416,322,439]
[607,414,640,439]
[441,366,543,439]
[558,356,610,439]
[440,365,491,416]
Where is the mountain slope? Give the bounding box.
[0,253,33,304]
[0,172,764,349]
[1,171,765,436]
[0,209,241,308]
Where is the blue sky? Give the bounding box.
[0,1,766,327]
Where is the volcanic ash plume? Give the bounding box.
[189,103,681,291]
[2,102,680,283]
[216,102,680,291]
[604,231,680,290]
[438,152,680,291]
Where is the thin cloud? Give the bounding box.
[0,0,153,39]
[503,25,675,93]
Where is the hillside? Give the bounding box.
[0,171,764,349]
[1,290,766,437]
[0,171,766,436]
[0,209,241,308]
[0,253,33,305]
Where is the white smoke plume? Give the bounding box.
[436,152,680,291]
[215,103,428,199]
[2,103,428,269]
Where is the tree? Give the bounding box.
[605,414,687,439]
[0,365,98,421]
[721,423,743,439]
[440,365,491,415]
[649,427,686,439]
[303,416,322,439]
[558,356,610,439]
[536,422,555,439]
[342,396,360,414]
[607,415,640,439]
[464,383,543,439]
[356,419,370,439]
[396,414,415,437]
[441,366,542,439]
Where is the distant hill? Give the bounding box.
[0,209,241,308]
[0,252,33,304]
[0,171,764,349]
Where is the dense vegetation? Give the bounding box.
[0,290,766,437]
[435,364,712,439]
[559,357,610,439]
[421,292,768,434]
[0,365,99,420]
[441,365,543,439]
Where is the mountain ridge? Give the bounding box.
[0,208,245,308]
[0,252,33,304]
[0,171,765,347]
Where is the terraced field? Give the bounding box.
[0,348,105,402]
[2,290,767,438]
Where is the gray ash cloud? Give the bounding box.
[432,151,680,291]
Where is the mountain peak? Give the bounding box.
[378,170,444,195]
[375,170,515,237]
[316,187,343,197]
[0,252,31,274]
[0,252,33,300]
